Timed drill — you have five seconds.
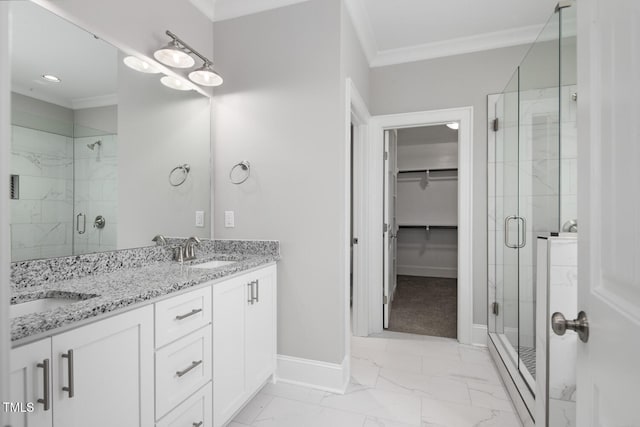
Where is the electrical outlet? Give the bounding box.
[224,211,235,228]
[195,211,204,227]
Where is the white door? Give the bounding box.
[576,0,640,425]
[383,129,398,328]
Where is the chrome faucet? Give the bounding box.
[152,234,167,246]
[174,236,201,262]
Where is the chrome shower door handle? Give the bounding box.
[517,216,526,248]
[504,216,518,248]
[76,213,86,235]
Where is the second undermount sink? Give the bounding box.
[10,294,96,319]
[190,260,235,269]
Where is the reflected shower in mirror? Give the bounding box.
[9,1,211,262]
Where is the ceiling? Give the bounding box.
[192,0,560,67]
[11,2,118,110]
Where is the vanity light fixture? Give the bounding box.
[160,75,192,91]
[155,30,223,88]
[446,122,459,130]
[41,74,61,83]
[123,56,161,74]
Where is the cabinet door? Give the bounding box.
[212,277,247,427]
[9,339,52,427]
[245,265,276,392]
[52,306,154,427]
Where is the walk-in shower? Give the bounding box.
[487,1,577,425]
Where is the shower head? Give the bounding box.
[87,140,102,150]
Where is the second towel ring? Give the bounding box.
[230,160,251,184]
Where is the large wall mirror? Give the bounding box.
[9,1,211,262]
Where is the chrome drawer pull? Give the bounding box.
[255,279,259,303]
[36,358,50,410]
[176,360,203,378]
[175,308,203,320]
[247,282,253,305]
[193,422,203,427]
[61,350,74,398]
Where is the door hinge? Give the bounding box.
[383,223,389,233]
[492,118,499,132]
[492,302,499,316]
[384,151,389,160]
[383,295,388,304]
[352,237,359,245]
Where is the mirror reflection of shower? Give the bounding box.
[87,140,102,161]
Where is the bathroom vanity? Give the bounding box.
[8,240,279,427]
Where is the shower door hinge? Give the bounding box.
[384,151,388,160]
[383,295,389,304]
[492,302,499,316]
[383,223,389,233]
[492,118,499,132]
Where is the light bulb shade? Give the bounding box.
[154,41,195,68]
[446,122,459,130]
[123,56,161,74]
[188,64,223,87]
[160,75,192,91]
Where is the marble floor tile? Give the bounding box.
[352,348,423,373]
[468,382,515,412]
[351,357,381,387]
[261,382,329,405]
[252,397,366,427]
[421,397,522,427]
[375,368,471,405]
[233,392,275,425]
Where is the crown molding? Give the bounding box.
[343,0,377,64]
[370,24,546,68]
[190,0,313,23]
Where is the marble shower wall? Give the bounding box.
[10,125,74,261]
[73,134,118,254]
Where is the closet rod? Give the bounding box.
[397,168,457,174]
[398,225,458,230]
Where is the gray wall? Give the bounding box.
[11,92,74,136]
[213,0,351,364]
[117,56,211,248]
[74,105,117,135]
[371,45,530,324]
[340,1,370,106]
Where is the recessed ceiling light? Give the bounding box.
[123,56,161,74]
[160,75,193,91]
[446,122,459,130]
[41,74,61,83]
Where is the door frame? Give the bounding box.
[345,78,371,340]
[365,107,474,343]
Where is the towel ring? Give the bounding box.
[169,164,191,186]
[230,160,250,184]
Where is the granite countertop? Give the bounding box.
[10,251,278,344]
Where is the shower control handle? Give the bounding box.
[94,215,106,229]
[552,311,589,343]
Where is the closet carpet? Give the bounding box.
[388,275,457,338]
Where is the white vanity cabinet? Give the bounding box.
[51,305,154,427]
[8,339,52,427]
[213,264,277,427]
[9,305,154,427]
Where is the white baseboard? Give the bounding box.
[275,354,349,394]
[397,265,458,278]
[472,324,488,346]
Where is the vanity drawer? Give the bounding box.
[156,382,212,427]
[155,287,211,348]
[156,325,212,419]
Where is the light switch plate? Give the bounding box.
[224,211,235,228]
[195,211,204,227]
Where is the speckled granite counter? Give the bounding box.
[9,239,279,344]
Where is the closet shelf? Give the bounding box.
[398,224,458,230]
[397,168,457,174]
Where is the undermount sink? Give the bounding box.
[190,260,235,269]
[10,294,96,319]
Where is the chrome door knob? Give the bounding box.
[552,311,589,343]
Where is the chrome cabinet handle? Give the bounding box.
[193,422,203,427]
[250,280,257,304]
[255,280,260,302]
[175,308,203,320]
[504,216,518,248]
[176,360,203,378]
[61,350,74,398]
[247,283,254,305]
[36,358,50,410]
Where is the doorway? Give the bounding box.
[383,124,459,338]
